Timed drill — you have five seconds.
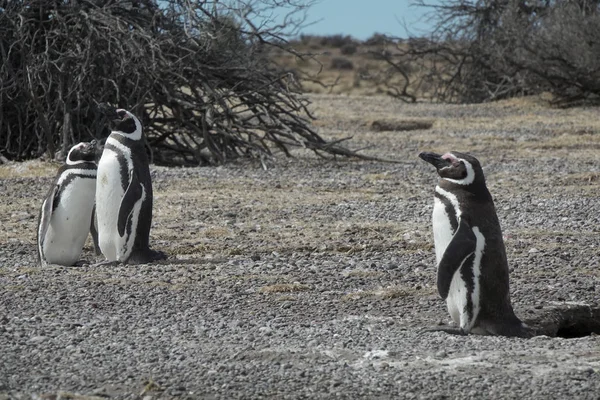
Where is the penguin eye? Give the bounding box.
[442,154,461,167]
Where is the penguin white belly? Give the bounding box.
[446,269,467,327]
[42,179,96,265]
[96,149,127,262]
[432,197,455,264]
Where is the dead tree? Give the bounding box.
[0,0,374,165]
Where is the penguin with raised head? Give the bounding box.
[37,141,100,266]
[419,151,531,338]
[95,107,164,264]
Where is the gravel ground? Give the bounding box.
[1,94,599,399]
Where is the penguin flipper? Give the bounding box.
[118,169,143,238]
[90,204,101,255]
[38,184,59,265]
[437,217,477,299]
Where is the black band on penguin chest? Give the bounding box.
[105,134,154,221]
[434,191,459,232]
[105,134,144,192]
[104,142,130,191]
[53,163,97,212]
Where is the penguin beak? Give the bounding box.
[86,141,99,155]
[86,141,97,152]
[419,152,452,170]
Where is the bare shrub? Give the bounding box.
[0,0,376,165]
[364,33,388,47]
[368,49,393,61]
[340,43,358,55]
[380,0,600,104]
[297,34,322,49]
[330,57,354,70]
[320,34,355,48]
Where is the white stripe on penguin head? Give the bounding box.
[112,109,143,141]
[66,143,88,165]
[442,157,475,186]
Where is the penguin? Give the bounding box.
[95,107,164,264]
[37,141,100,266]
[419,151,532,338]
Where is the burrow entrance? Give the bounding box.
[525,304,600,338]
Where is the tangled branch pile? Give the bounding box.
[374,0,600,105]
[0,0,366,165]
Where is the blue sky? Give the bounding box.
[292,0,437,39]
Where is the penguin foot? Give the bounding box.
[126,248,168,265]
[90,260,121,268]
[482,320,536,338]
[73,260,92,268]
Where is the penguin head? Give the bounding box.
[111,109,143,140]
[66,140,97,165]
[419,151,484,186]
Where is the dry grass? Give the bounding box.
[343,269,385,278]
[0,160,56,178]
[275,295,298,302]
[274,42,418,97]
[305,93,600,164]
[259,283,310,294]
[4,285,26,292]
[570,172,600,183]
[140,378,164,397]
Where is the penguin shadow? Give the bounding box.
[418,304,600,339]
[79,252,170,268]
[61,244,166,268]
[145,254,228,267]
[76,249,228,268]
